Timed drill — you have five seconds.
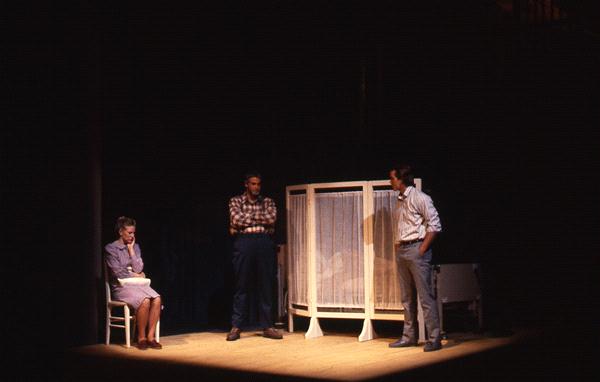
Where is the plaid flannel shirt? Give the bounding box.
[229,193,277,234]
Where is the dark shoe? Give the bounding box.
[226,327,241,341]
[423,341,442,352]
[148,339,162,349]
[263,327,283,340]
[136,339,148,350]
[389,339,418,348]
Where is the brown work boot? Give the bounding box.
[263,327,283,340]
[226,327,241,341]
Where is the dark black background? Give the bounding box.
[3,1,598,379]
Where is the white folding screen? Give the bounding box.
[287,192,308,306]
[286,180,424,342]
[315,191,364,308]
[372,190,402,311]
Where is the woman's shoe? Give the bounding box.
[136,339,149,350]
[148,339,162,349]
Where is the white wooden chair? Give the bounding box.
[104,262,160,348]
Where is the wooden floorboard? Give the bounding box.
[63,330,527,381]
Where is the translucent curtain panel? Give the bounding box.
[288,194,308,306]
[315,192,364,308]
[373,190,403,310]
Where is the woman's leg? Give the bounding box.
[136,298,151,342]
[147,296,162,341]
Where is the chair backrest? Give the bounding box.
[103,260,113,304]
[435,263,481,303]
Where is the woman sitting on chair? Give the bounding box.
[105,216,162,350]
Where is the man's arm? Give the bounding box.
[229,197,255,229]
[256,198,277,226]
[419,231,438,256]
[418,194,442,255]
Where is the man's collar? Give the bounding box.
[398,186,413,201]
[241,193,260,204]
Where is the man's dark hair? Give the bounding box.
[244,171,262,182]
[392,164,416,187]
[115,216,136,236]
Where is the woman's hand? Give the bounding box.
[126,237,136,256]
[132,271,146,278]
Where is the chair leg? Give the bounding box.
[156,320,160,342]
[105,307,111,345]
[124,305,131,348]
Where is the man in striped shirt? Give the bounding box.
[388,164,443,352]
[226,172,282,341]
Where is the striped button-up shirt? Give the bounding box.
[229,193,277,234]
[395,186,442,243]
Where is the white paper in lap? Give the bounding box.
[315,191,364,308]
[118,277,151,286]
[288,194,308,306]
[373,190,403,310]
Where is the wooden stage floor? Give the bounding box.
[62,329,537,381]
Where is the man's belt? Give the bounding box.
[240,226,265,234]
[397,238,424,246]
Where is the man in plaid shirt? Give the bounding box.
[226,172,283,341]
